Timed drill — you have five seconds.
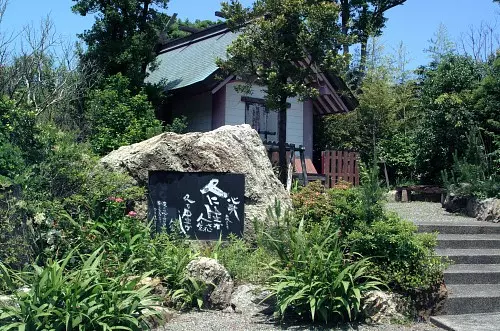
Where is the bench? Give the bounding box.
[395,185,446,203]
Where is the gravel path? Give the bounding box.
[157,310,441,331]
[386,201,477,224]
[157,281,443,331]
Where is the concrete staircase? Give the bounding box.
[417,221,500,331]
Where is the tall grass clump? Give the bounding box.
[0,248,159,330]
[258,205,383,323]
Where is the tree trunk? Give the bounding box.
[341,0,350,56]
[359,35,368,75]
[278,95,288,185]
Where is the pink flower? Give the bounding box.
[115,198,124,203]
[127,211,137,217]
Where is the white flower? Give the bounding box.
[33,213,46,225]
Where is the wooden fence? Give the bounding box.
[321,150,360,188]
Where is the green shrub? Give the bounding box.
[203,235,272,284]
[86,73,163,155]
[442,127,500,199]
[0,248,160,330]
[358,163,385,223]
[259,207,383,323]
[347,214,448,292]
[292,181,363,235]
[149,233,205,310]
[0,184,31,271]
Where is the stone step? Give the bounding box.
[437,234,500,249]
[442,284,500,315]
[417,223,500,235]
[435,249,500,264]
[431,312,500,331]
[444,264,500,284]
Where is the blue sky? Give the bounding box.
[1,0,498,68]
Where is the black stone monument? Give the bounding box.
[148,171,245,240]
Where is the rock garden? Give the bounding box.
[0,127,449,330]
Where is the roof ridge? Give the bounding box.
[158,22,230,54]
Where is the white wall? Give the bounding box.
[224,82,304,147]
[171,91,212,132]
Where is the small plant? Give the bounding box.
[358,162,385,223]
[442,127,500,199]
[0,248,160,330]
[150,232,205,310]
[292,181,362,235]
[205,234,272,284]
[259,207,383,323]
[347,214,449,292]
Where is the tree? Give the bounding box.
[425,24,456,65]
[317,40,419,183]
[335,0,407,73]
[166,18,221,40]
[474,54,500,168]
[85,73,163,155]
[218,0,348,184]
[415,54,483,183]
[72,0,171,89]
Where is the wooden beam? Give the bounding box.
[212,75,235,94]
[241,96,291,109]
[179,25,202,34]
[315,98,329,115]
[215,11,227,18]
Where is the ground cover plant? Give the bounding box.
[258,205,383,323]
[290,179,448,309]
[0,249,160,330]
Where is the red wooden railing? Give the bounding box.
[321,150,360,188]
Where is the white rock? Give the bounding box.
[476,198,500,223]
[362,290,410,324]
[186,257,234,310]
[100,124,291,239]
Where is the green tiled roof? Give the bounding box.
[145,29,238,90]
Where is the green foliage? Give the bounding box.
[0,137,24,179]
[474,53,500,169]
[358,163,385,223]
[0,125,144,267]
[167,18,221,40]
[164,115,188,134]
[0,185,31,271]
[347,215,448,292]
[317,44,418,183]
[203,235,272,284]
[442,128,500,198]
[259,209,382,323]
[0,249,160,330]
[292,177,446,297]
[415,54,483,183]
[0,97,40,168]
[292,181,362,235]
[86,74,163,155]
[315,111,360,152]
[148,233,205,310]
[72,0,170,88]
[219,0,350,183]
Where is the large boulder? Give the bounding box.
[442,193,470,214]
[100,124,291,238]
[476,198,500,223]
[186,257,234,310]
